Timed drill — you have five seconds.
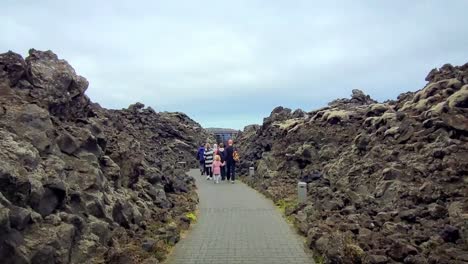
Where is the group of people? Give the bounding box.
[196,139,239,184]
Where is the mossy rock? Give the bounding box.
[447,85,468,108]
[274,118,301,130]
[319,109,352,124]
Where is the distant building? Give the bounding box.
[206,128,239,145]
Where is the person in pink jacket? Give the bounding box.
[212,155,225,184]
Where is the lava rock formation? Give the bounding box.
[0,49,210,263]
[237,63,468,264]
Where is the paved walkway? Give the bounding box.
[165,169,314,264]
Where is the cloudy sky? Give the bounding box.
[2,1,468,129]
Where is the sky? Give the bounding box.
[2,1,468,129]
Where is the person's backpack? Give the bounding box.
[196,148,204,160]
[233,150,240,162]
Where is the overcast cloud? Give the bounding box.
[2,0,468,129]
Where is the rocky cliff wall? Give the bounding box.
[0,49,210,263]
[237,64,468,263]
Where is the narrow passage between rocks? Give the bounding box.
[166,169,314,264]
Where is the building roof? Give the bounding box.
[205,128,239,134]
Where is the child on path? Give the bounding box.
[212,155,225,184]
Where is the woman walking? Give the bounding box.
[204,143,214,180]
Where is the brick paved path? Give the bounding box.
[165,169,314,264]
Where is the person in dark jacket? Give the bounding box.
[217,143,227,180]
[225,139,236,183]
[197,144,206,175]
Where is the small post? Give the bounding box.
[249,167,255,177]
[297,182,307,204]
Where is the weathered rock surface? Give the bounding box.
[238,64,468,263]
[0,49,210,263]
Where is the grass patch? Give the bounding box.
[186,212,197,222]
[276,199,298,214]
[275,199,298,224]
[313,254,326,264]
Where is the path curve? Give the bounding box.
[166,169,314,264]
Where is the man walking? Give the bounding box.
[218,143,227,181]
[225,139,237,183]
